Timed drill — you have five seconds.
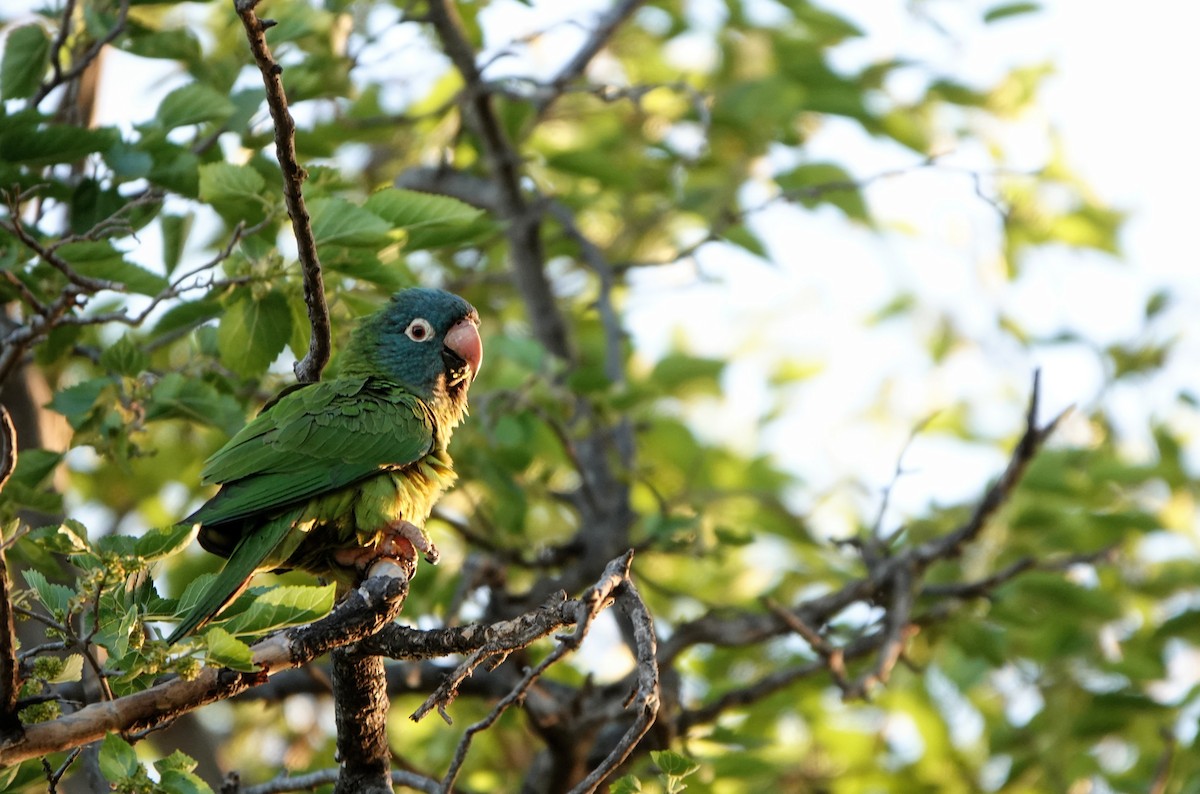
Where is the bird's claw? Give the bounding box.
[388,519,439,566]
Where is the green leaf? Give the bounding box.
[156,83,236,129]
[7,449,62,490]
[57,241,169,295]
[134,522,198,562]
[22,570,74,615]
[651,750,700,778]
[123,26,202,64]
[222,584,336,636]
[309,197,393,247]
[99,335,149,376]
[146,372,244,434]
[103,140,154,181]
[217,290,293,378]
[983,2,1041,23]
[150,297,223,339]
[174,574,218,620]
[720,225,769,259]
[46,654,84,684]
[198,162,267,222]
[650,354,725,397]
[160,213,194,275]
[776,162,869,222]
[1,25,51,100]
[158,769,215,794]
[98,734,140,782]
[611,776,643,794]
[202,626,257,671]
[0,123,120,166]
[364,188,483,229]
[154,750,200,775]
[48,377,109,429]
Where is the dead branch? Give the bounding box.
[232,0,330,384]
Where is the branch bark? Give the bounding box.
[331,651,391,794]
[232,0,330,384]
[0,573,410,767]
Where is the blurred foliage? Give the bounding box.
[0,0,1194,792]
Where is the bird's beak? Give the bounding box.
[444,314,483,383]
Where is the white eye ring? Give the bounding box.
[405,318,434,342]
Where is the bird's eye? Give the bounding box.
[405,318,434,342]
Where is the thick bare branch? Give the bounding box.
[331,651,391,794]
[232,0,330,384]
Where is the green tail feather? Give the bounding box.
[167,509,302,644]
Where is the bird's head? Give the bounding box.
[344,288,483,414]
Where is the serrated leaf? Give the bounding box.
[48,377,109,429]
[1,25,51,100]
[156,83,235,129]
[99,335,149,376]
[99,734,140,781]
[217,291,292,377]
[7,449,62,491]
[154,750,200,776]
[364,188,483,229]
[651,750,700,777]
[309,197,393,247]
[174,574,218,620]
[53,520,90,553]
[198,162,266,222]
[0,123,120,166]
[47,654,84,684]
[222,584,336,636]
[23,570,74,615]
[611,776,643,794]
[134,522,198,562]
[146,373,244,434]
[202,626,257,671]
[158,769,215,794]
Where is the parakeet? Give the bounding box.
[166,288,482,644]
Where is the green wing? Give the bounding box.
[166,507,304,644]
[190,375,436,530]
[168,376,435,643]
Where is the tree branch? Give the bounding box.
[533,0,648,119]
[331,651,391,794]
[232,0,330,384]
[0,573,410,766]
[425,0,571,362]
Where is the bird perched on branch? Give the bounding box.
[167,288,482,643]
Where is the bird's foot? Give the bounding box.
[333,520,440,578]
[384,518,440,566]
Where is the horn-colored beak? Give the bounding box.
[444,314,483,382]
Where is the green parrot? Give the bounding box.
[166,288,483,644]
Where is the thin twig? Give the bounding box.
[232,0,330,383]
[32,0,130,108]
[533,0,648,119]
